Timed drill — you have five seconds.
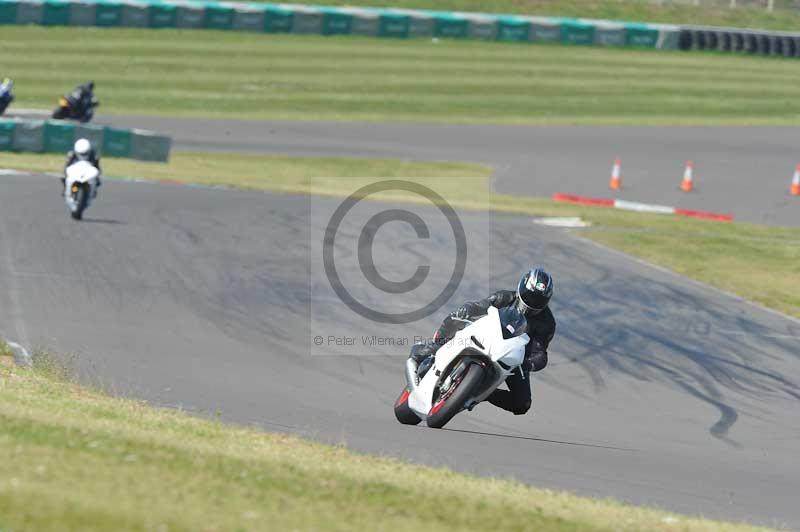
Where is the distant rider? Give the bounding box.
[67,81,97,116]
[0,77,13,114]
[409,268,556,415]
[62,138,102,196]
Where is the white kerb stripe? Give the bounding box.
[614,200,676,215]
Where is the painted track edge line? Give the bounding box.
[553,192,733,222]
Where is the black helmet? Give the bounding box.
[515,268,553,316]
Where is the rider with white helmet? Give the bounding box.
[62,138,102,195]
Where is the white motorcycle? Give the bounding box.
[395,306,529,429]
[64,160,100,221]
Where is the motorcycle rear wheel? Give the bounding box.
[426,363,484,429]
[52,106,68,120]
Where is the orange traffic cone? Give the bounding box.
[791,164,800,196]
[680,161,694,192]
[609,159,622,190]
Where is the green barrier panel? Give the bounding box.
[121,0,149,27]
[464,14,496,40]
[496,16,529,42]
[529,17,560,42]
[264,3,291,32]
[626,23,659,47]
[69,0,95,25]
[16,0,43,24]
[403,10,433,38]
[433,12,467,39]
[204,2,232,29]
[320,7,352,36]
[95,0,122,26]
[593,21,625,46]
[377,11,408,38]
[149,1,175,27]
[13,121,43,152]
[43,121,75,152]
[42,0,70,24]
[0,0,18,24]
[232,4,264,32]
[290,5,321,34]
[0,121,14,151]
[347,8,378,36]
[174,0,203,28]
[561,19,594,45]
[130,130,170,161]
[102,127,131,157]
[74,123,104,153]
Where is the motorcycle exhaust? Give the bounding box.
[405,358,419,391]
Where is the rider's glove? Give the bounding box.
[452,306,470,320]
[521,355,533,373]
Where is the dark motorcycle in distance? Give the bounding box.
[52,81,99,123]
[0,78,13,115]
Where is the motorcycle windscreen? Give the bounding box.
[497,307,527,340]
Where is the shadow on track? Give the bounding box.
[441,428,636,452]
[80,218,125,225]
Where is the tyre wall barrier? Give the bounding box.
[1,0,797,57]
[0,0,682,50]
[0,119,171,162]
[678,25,800,57]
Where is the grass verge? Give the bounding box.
[4,27,800,125]
[0,361,771,531]
[319,0,800,31]
[4,151,799,319]
[0,151,490,187]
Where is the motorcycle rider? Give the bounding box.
[409,268,556,415]
[62,138,102,196]
[0,77,13,115]
[59,81,98,121]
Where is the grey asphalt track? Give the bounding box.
[1,171,798,528]
[92,115,799,227]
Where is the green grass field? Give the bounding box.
[320,0,800,31]
[4,151,798,319]
[3,27,800,125]
[0,359,771,532]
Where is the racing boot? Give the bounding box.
[417,356,434,379]
[409,342,438,379]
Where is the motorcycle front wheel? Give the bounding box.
[426,363,484,429]
[393,387,421,425]
[70,187,87,220]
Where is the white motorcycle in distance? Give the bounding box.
[395,306,529,429]
[64,160,100,220]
